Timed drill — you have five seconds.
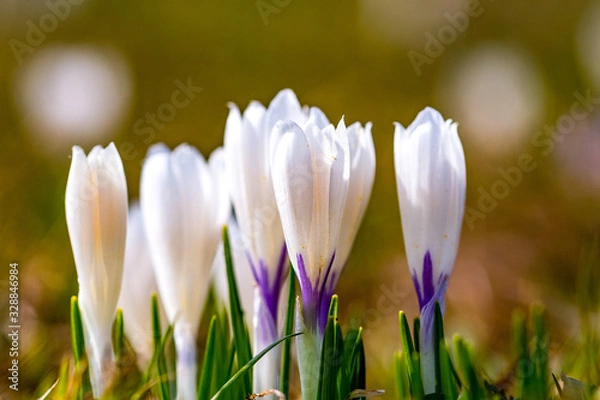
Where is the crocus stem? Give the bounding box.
[174,323,198,400]
[420,305,436,395]
[253,288,280,394]
[295,297,320,400]
[87,339,114,398]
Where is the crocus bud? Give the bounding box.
[271,118,350,337]
[394,107,466,394]
[117,203,166,370]
[65,142,128,398]
[140,144,229,400]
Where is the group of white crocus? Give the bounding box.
[65,89,465,399]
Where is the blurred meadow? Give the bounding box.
[1,0,599,397]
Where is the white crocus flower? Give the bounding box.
[271,117,351,399]
[394,107,466,395]
[117,203,166,370]
[65,142,128,398]
[224,88,329,395]
[140,144,229,400]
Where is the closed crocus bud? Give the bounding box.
[225,88,330,395]
[65,142,128,398]
[117,203,166,370]
[272,118,350,336]
[140,144,229,400]
[271,117,350,399]
[394,107,466,394]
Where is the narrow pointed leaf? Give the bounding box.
[280,265,296,398]
[210,332,302,400]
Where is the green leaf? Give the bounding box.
[394,351,407,399]
[222,225,253,394]
[411,352,425,400]
[531,304,549,400]
[141,294,164,387]
[439,339,458,399]
[70,296,85,367]
[114,308,124,362]
[70,295,87,399]
[413,317,421,354]
[344,327,366,397]
[399,311,416,394]
[156,323,174,400]
[210,332,303,400]
[453,335,480,400]
[318,295,344,400]
[512,309,529,398]
[280,265,296,399]
[198,316,217,400]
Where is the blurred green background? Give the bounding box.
[1,0,599,397]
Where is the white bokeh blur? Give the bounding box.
[15,45,132,152]
[436,44,545,155]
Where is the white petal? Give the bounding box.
[265,88,304,133]
[333,122,376,279]
[271,121,313,273]
[117,203,165,369]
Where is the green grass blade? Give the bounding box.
[70,295,87,399]
[70,296,85,367]
[280,265,296,398]
[511,309,528,398]
[343,327,366,399]
[210,332,302,400]
[156,323,174,400]
[413,317,421,353]
[399,311,416,394]
[394,351,407,399]
[318,312,344,400]
[151,294,162,350]
[114,308,124,362]
[531,305,548,400]
[198,316,218,400]
[222,225,253,394]
[411,352,425,400]
[440,339,458,399]
[453,335,480,400]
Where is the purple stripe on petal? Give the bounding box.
[247,244,289,323]
[295,252,338,336]
[422,251,435,308]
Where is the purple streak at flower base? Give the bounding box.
[246,244,288,323]
[412,250,444,310]
[295,252,337,336]
[411,250,450,394]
